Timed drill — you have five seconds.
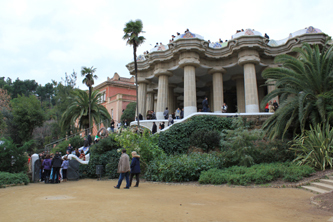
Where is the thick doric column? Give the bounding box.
[146,91,154,113]
[179,52,200,117]
[137,81,147,119]
[232,75,245,113]
[208,67,226,113]
[168,85,176,114]
[154,70,172,119]
[238,50,260,113]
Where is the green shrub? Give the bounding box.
[52,135,84,154]
[79,150,121,178]
[145,153,222,182]
[198,162,315,185]
[220,118,294,167]
[90,134,120,154]
[291,123,333,171]
[0,171,29,188]
[0,138,28,173]
[159,116,234,154]
[115,129,164,173]
[190,130,221,152]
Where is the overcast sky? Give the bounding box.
[0,0,332,89]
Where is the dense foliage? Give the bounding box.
[79,134,121,178]
[0,138,29,173]
[291,123,333,171]
[158,116,234,154]
[10,95,45,145]
[220,118,294,167]
[199,162,315,185]
[80,150,121,179]
[121,102,136,123]
[0,172,29,188]
[190,130,221,152]
[115,129,164,173]
[261,43,333,139]
[145,153,222,182]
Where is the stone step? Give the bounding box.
[302,186,328,194]
[320,179,333,186]
[311,182,333,191]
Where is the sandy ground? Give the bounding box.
[0,179,332,222]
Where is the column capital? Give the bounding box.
[153,69,173,78]
[208,67,226,75]
[238,50,260,66]
[179,52,200,68]
[137,77,150,84]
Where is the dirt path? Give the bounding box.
[0,179,332,222]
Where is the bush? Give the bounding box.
[145,153,222,182]
[0,138,28,173]
[115,129,164,173]
[159,116,234,154]
[121,102,136,123]
[52,135,84,154]
[79,150,121,178]
[90,134,120,154]
[198,162,315,185]
[190,130,221,152]
[291,123,333,171]
[0,171,29,188]
[220,118,294,167]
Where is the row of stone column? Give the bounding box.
[136,50,276,120]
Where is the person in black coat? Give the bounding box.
[129,151,141,187]
[51,152,63,183]
[152,122,157,134]
[87,133,92,146]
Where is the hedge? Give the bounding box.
[0,171,29,188]
[198,162,315,185]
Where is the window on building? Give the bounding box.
[111,109,113,119]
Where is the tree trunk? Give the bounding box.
[133,42,140,132]
[89,86,92,134]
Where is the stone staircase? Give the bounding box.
[302,175,333,194]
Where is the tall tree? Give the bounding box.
[261,42,333,139]
[123,19,145,129]
[61,89,111,132]
[81,66,98,133]
[10,95,45,145]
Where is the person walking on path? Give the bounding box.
[129,151,141,187]
[114,149,130,189]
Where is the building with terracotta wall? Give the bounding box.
[93,72,136,130]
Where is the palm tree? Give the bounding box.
[123,19,145,129]
[81,66,98,133]
[61,89,111,132]
[261,42,333,139]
